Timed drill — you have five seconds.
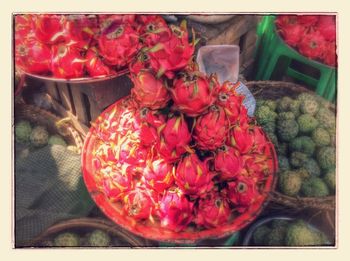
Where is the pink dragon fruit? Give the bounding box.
[171,69,219,117]
[128,50,151,75]
[174,153,214,196]
[15,36,51,74]
[226,124,255,154]
[227,176,259,213]
[32,14,66,44]
[122,186,157,220]
[99,14,136,32]
[275,15,299,29]
[100,164,134,201]
[147,20,195,79]
[298,31,326,60]
[137,15,171,46]
[194,105,228,150]
[297,15,319,27]
[317,16,336,41]
[156,137,185,163]
[275,15,306,47]
[214,145,242,181]
[85,47,115,77]
[144,158,175,193]
[14,14,33,42]
[51,43,85,78]
[130,71,170,109]
[161,114,191,153]
[195,191,231,228]
[242,153,272,180]
[98,22,140,68]
[323,41,336,67]
[158,187,194,232]
[250,126,269,154]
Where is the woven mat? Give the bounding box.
[15,145,95,247]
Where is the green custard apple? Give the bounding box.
[299,96,319,115]
[276,96,294,113]
[301,177,330,197]
[289,152,309,168]
[317,146,336,170]
[301,158,321,177]
[316,107,336,130]
[311,127,331,147]
[48,135,67,147]
[289,99,301,118]
[323,170,336,193]
[276,119,299,142]
[297,114,319,134]
[253,225,271,246]
[255,105,277,125]
[30,126,49,148]
[286,220,326,246]
[278,170,302,196]
[87,229,111,247]
[54,232,80,247]
[266,226,287,246]
[15,120,32,144]
[289,136,316,156]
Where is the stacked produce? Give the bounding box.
[252,219,329,246]
[275,15,336,67]
[85,16,276,234]
[255,93,336,198]
[14,14,195,79]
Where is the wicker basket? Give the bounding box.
[29,217,152,247]
[245,81,336,212]
[15,101,84,153]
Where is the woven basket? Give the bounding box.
[15,101,84,153]
[245,81,336,212]
[29,217,151,247]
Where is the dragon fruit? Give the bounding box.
[85,47,114,77]
[100,164,134,201]
[171,69,219,117]
[317,16,336,41]
[323,41,336,67]
[242,153,272,179]
[195,191,231,228]
[14,14,33,42]
[147,20,195,79]
[227,124,255,154]
[158,187,194,232]
[51,43,85,78]
[99,14,136,33]
[144,158,175,193]
[174,153,214,196]
[161,114,191,153]
[98,22,140,68]
[227,176,259,212]
[157,137,184,163]
[297,15,319,27]
[214,145,242,181]
[128,50,151,75]
[15,36,51,74]
[130,71,170,109]
[194,105,228,150]
[32,14,66,44]
[122,186,157,220]
[298,31,326,60]
[137,15,171,46]
[275,15,306,47]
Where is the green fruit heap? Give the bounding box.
[87,229,111,247]
[252,219,329,246]
[30,126,49,147]
[54,232,80,247]
[15,120,32,144]
[255,92,336,198]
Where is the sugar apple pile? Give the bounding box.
[252,218,329,246]
[255,92,336,198]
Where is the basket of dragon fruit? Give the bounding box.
[246,81,336,213]
[81,67,278,243]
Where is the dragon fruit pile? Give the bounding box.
[88,16,275,232]
[275,15,336,67]
[14,14,196,79]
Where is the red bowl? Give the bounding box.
[81,97,278,244]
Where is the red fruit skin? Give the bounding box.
[14,14,33,42]
[174,153,214,196]
[226,125,255,154]
[279,24,305,47]
[158,188,194,232]
[242,153,272,180]
[297,15,319,27]
[171,73,218,117]
[323,41,337,67]
[214,146,242,181]
[275,15,299,29]
[32,14,66,44]
[85,47,114,77]
[147,21,195,79]
[227,176,259,213]
[15,36,52,74]
[317,16,336,41]
[144,158,175,193]
[194,105,229,150]
[138,15,171,46]
[51,43,85,79]
[195,191,231,228]
[122,187,156,220]
[298,31,326,60]
[98,23,140,68]
[100,164,134,202]
[128,50,151,75]
[156,137,184,163]
[131,71,170,109]
[99,14,136,33]
[161,115,191,152]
